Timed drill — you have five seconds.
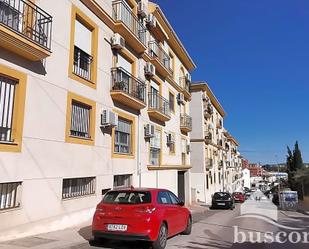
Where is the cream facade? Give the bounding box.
[190,82,242,205]
[0,0,195,240]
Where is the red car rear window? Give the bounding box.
[103,191,151,204]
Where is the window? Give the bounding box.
[150,128,161,165]
[0,65,26,152]
[114,118,132,154]
[70,100,91,139]
[168,192,180,205]
[206,175,209,189]
[181,139,186,165]
[103,191,151,204]
[114,174,132,188]
[157,191,172,204]
[169,92,175,113]
[62,177,95,199]
[69,6,98,88]
[219,172,221,184]
[0,76,16,142]
[0,182,22,210]
[66,92,95,145]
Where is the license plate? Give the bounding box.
[217,203,225,206]
[107,224,127,231]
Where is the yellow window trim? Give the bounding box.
[0,64,27,152]
[112,109,136,159]
[68,5,98,89]
[65,92,96,146]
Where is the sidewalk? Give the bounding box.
[0,206,208,249]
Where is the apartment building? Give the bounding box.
[0,0,195,239]
[189,82,242,204]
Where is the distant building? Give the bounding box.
[248,163,264,177]
[242,168,251,189]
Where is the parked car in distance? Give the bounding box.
[232,192,245,203]
[211,192,235,210]
[92,187,192,249]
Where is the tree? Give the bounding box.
[293,141,304,171]
[286,141,306,199]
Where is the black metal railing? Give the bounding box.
[148,92,170,118]
[217,139,223,147]
[70,100,91,139]
[73,46,93,81]
[111,67,146,103]
[0,181,21,210]
[0,0,52,50]
[0,75,17,143]
[179,76,190,93]
[219,160,223,167]
[112,0,146,45]
[148,41,172,73]
[180,113,192,130]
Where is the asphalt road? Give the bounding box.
[2,192,308,249]
[75,194,309,249]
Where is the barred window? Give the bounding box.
[114,118,132,154]
[0,182,22,210]
[70,100,91,138]
[113,174,132,188]
[62,177,95,199]
[0,75,17,143]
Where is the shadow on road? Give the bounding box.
[78,226,150,249]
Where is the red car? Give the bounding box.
[92,187,192,249]
[232,192,245,203]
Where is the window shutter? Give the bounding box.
[74,20,92,55]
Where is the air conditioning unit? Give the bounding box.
[186,144,191,154]
[144,62,155,77]
[144,124,155,138]
[185,73,191,82]
[137,0,147,18]
[101,110,118,127]
[166,133,174,145]
[111,33,125,50]
[146,13,157,28]
[177,93,185,105]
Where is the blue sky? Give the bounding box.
[153,0,309,164]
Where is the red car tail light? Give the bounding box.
[135,205,156,214]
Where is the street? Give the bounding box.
[1,193,309,249]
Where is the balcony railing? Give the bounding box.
[111,67,146,103]
[148,41,172,73]
[112,0,146,45]
[179,76,190,93]
[180,114,192,130]
[205,132,212,144]
[219,160,223,167]
[73,46,93,81]
[0,0,52,50]
[148,92,170,118]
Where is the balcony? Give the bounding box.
[0,0,52,61]
[148,41,173,77]
[218,160,223,168]
[205,132,212,144]
[179,76,191,99]
[216,120,223,129]
[205,158,213,170]
[217,139,223,148]
[204,104,213,119]
[180,114,192,133]
[148,92,170,122]
[110,67,146,110]
[112,0,146,53]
